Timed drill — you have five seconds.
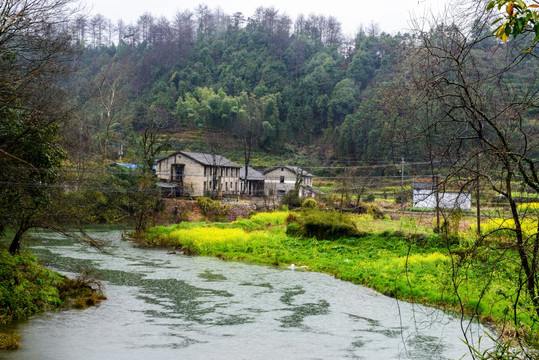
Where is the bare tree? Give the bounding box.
[138,106,171,172]
[90,13,106,47]
[94,61,130,162]
[408,1,539,354]
[172,10,195,56]
[233,95,262,195]
[0,0,88,253]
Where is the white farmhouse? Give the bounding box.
[412,182,471,210]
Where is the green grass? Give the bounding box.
[0,248,107,350]
[139,210,539,349]
[0,249,65,325]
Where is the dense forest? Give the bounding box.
[65,6,434,167]
[66,5,538,171]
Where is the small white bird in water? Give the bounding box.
[288,263,308,270]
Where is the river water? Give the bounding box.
[2,228,492,359]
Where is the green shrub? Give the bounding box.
[292,210,362,240]
[281,190,301,208]
[301,198,318,209]
[363,194,375,202]
[196,196,229,221]
[286,212,299,224]
[286,222,302,236]
[395,193,408,204]
[0,250,64,325]
[366,204,385,219]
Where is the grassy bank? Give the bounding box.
[138,210,538,350]
[0,249,106,350]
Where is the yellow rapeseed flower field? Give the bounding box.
[473,217,538,238]
[168,227,272,253]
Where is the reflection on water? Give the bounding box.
[0,229,492,359]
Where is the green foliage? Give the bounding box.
[67,6,538,175]
[0,250,64,325]
[0,249,106,327]
[228,211,289,233]
[488,0,539,42]
[366,204,385,219]
[292,210,363,240]
[196,197,230,221]
[363,194,375,202]
[281,190,301,208]
[285,222,302,236]
[301,198,318,209]
[395,193,408,204]
[176,87,240,128]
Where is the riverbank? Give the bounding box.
[137,210,538,353]
[0,249,106,350]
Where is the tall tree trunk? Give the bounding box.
[507,173,539,317]
[9,226,26,255]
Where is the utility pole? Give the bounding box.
[118,142,123,162]
[434,174,440,231]
[401,157,405,189]
[400,157,405,210]
[476,153,481,236]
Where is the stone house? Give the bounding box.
[263,166,315,199]
[155,151,241,197]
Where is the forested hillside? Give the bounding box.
[68,5,537,170]
[67,6,418,166]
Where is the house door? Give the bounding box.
[171,165,184,196]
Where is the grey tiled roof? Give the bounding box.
[240,166,265,181]
[264,166,313,177]
[158,151,239,167]
[412,182,435,190]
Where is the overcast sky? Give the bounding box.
[81,0,450,36]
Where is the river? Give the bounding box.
[1,228,492,359]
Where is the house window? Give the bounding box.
[204,166,207,177]
[280,176,285,183]
[281,167,284,171]
[204,181,206,191]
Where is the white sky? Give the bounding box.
[81,0,450,36]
